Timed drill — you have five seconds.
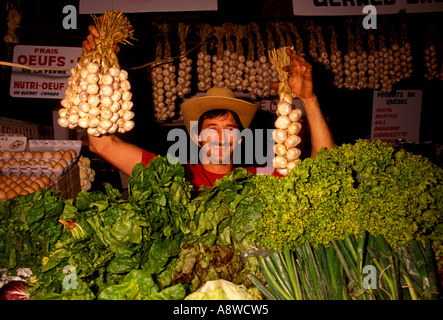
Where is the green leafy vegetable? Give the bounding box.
[1,140,441,301]
[252,140,443,252]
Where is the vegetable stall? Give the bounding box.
[1,139,442,300]
[0,3,442,301]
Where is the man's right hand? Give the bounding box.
[82,25,100,52]
[283,48,315,100]
[81,18,120,53]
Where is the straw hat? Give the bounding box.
[181,87,258,138]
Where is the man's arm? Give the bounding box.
[284,48,335,157]
[88,135,143,176]
[300,96,335,157]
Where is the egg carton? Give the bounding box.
[0,140,81,171]
[28,140,81,156]
[0,156,75,178]
[0,133,27,152]
[0,156,75,166]
[1,164,67,178]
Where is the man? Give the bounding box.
[83,26,334,190]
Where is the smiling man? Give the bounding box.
[83,21,334,190]
[175,87,260,189]
[85,19,334,191]
[88,53,335,191]
[197,110,242,167]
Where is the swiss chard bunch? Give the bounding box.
[0,189,65,271]
[127,157,194,281]
[28,185,152,299]
[28,156,193,300]
[128,157,193,240]
[170,168,263,290]
[185,168,262,246]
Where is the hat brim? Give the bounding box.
[181,95,258,141]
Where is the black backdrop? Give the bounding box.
[1,0,442,163]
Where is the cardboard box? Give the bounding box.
[50,162,81,199]
[0,134,27,152]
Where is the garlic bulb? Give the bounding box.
[275,115,291,129]
[288,109,302,122]
[287,122,301,135]
[284,135,301,148]
[286,148,301,162]
[274,143,287,157]
[273,129,288,144]
[277,101,292,116]
[273,155,288,169]
[286,159,299,171]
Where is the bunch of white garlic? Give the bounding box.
[329,25,344,89]
[177,56,192,98]
[59,10,135,135]
[59,61,135,136]
[424,44,439,81]
[197,51,212,92]
[268,46,302,176]
[151,23,178,121]
[251,56,274,99]
[152,62,177,120]
[196,24,213,92]
[176,23,193,98]
[273,94,303,176]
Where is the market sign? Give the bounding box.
[292,0,443,16]
[371,90,422,144]
[79,0,217,14]
[9,45,81,99]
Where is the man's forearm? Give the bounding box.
[88,134,143,176]
[300,95,335,157]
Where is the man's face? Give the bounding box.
[197,113,242,165]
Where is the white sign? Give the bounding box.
[9,45,82,99]
[79,0,218,14]
[292,0,443,16]
[371,90,422,144]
